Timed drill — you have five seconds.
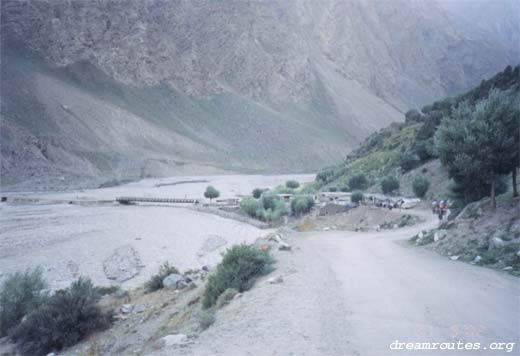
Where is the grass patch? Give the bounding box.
[202,245,274,309]
[198,308,216,330]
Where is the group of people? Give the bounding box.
[432,200,451,221]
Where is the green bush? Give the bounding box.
[198,308,216,330]
[11,277,112,355]
[316,169,334,184]
[261,193,278,211]
[240,197,261,217]
[204,186,220,202]
[381,176,400,194]
[413,176,430,198]
[328,186,338,192]
[291,196,315,216]
[216,288,238,308]
[348,174,368,190]
[285,180,300,189]
[145,262,179,292]
[351,191,364,204]
[0,267,48,337]
[202,245,274,309]
[252,188,264,199]
[399,153,420,172]
[340,186,350,192]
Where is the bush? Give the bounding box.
[405,109,422,123]
[340,186,350,192]
[400,153,420,172]
[291,196,315,216]
[348,174,368,190]
[328,186,338,192]
[199,308,216,330]
[216,288,238,308]
[252,188,264,199]
[145,262,179,292]
[261,193,278,211]
[381,176,400,194]
[202,245,274,309]
[285,180,300,189]
[240,197,261,217]
[351,191,364,204]
[316,169,334,184]
[204,186,220,202]
[413,176,430,198]
[0,267,48,337]
[11,277,112,355]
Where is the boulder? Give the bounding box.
[268,275,284,284]
[450,256,459,261]
[161,334,188,347]
[473,255,482,263]
[134,304,146,313]
[103,245,143,282]
[488,237,505,250]
[503,266,513,271]
[434,230,447,242]
[121,304,133,314]
[163,274,186,290]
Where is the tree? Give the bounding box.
[252,188,264,199]
[204,186,220,202]
[381,176,399,195]
[351,191,364,204]
[285,180,300,189]
[399,153,420,172]
[412,176,430,198]
[435,90,519,208]
[291,196,315,216]
[348,174,368,190]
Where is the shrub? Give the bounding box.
[351,191,364,204]
[145,262,179,292]
[202,245,274,309]
[0,268,48,337]
[11,277,112,355]
[261,193,278,211]
[381,176,400,194]
[413,176,430,198]
[340,186,350,192]
[348,174,368,190]
[216,288,238,308]
[399,153,420,172]
[204,186,220,202]
[405,109,422,123]
[94,285,120,296]
[291,196,315,216]
[285,180,300,189]
[316,169,334,184]
[240,197,261,217]
[252,188,264,199]
[328,186,338,192]
[199,308,216,330]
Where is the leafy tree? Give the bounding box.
[285,180,300,189]
[435,90,519,208]
[348,174,368,190]
[405,109,422,123]
[316,169,334,184]
[400,153,420,172]
[204,186,220,202]
[381,176,399,194]
[252,188,264,199]
[291,196,315,216]
[412,176,430,198]
[351,191,364,204]
[328,186,338,192]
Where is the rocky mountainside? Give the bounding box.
[1,0,518,189]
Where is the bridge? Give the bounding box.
[116,197,200,205]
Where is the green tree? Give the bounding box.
[381,176,399,195]
[435,90,519,208]
[351,191,364,204]
[348,174,368,190]
[285,180,300,189]
[412,176,430,198]
[252,188,264,199]
[204,186,220,202]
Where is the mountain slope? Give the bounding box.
[1,0,518,189]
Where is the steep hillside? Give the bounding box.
[1,0,519,189]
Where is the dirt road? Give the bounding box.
[175,211,519,356]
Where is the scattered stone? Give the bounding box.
[473,255,482,263]
[103,245,143,282]
[134,304,146,313]
[279,244,291,251]
[268,275,284,284]
[201,265,210,272]
[233,293,243,299]
[163,274,186,290]
[393,224,398,229]
[323,227,330,231]
[516,251,520,257]
[187,282,197,290]
[161,334,188,347]
[488,237,505,250]
[121,304,134,314]
[450,256,459,261]
[434,230,447,242]
[503,266,513,271]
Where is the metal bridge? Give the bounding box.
[116,197,199,204]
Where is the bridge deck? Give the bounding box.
[116,197,199,204]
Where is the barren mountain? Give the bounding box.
[1,0,518,189]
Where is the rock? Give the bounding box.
[393,224,398,229]
[103,245,143,282]
[278,244,292,251]
[121,304,134,314]
[503,266,513,271]
[112,289,129,299]
[517,250,520,257]
[201,265,210,272]
[197,235,227,257]
[450,256,459,261]
[163,274,186,290]
[47,353,56,356]
[323,227,330,231]
[233,293,243,299]
[186,282,197,290]
[474,255,482,263]
[134,304,146,313]
[418,231,424,239]
[268,275,284,284]
[434,230,447,242]
[161,334,188,347]
[488,237,505,250]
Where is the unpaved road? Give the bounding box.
[174,211,519,356]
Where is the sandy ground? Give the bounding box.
[164,210,519,356]
[0,174,314,290]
